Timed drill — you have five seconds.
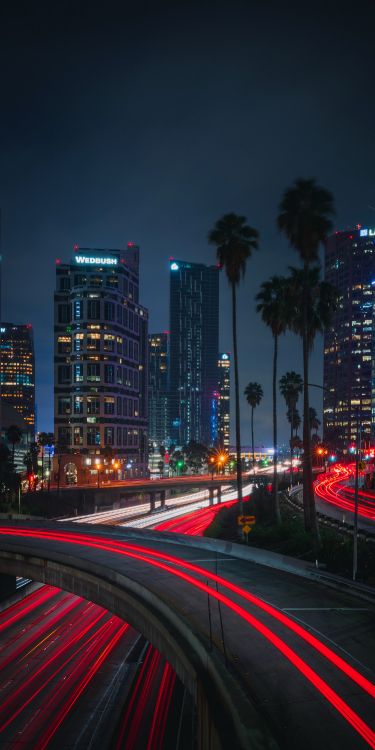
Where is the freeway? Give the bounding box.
[314,464,375,531]
[0,520,374,749]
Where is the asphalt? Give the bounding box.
[0,522,374,750]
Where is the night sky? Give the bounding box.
[1,1,375,445]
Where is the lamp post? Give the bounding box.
[97,464,101,488]
[353,417,361,582]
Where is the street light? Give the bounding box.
[96,463,101,488]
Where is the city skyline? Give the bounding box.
[1,2,375,444]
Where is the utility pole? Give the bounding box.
[352,415,361,582]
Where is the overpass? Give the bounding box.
[0,522,374,749]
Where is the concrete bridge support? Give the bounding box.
[159,490,166,510]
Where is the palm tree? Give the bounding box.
[6,425,22,470]
[278,179,335,539]
[256,276,291,522]
[209,213,259,514]
[244,382,263,472]
[287,264,338,535]
[279,371,303,483]
[309,407,321,437]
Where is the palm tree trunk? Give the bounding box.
[302,263,319,544]
[48,453,51,492]
[290,404,294,487]
[273,335,281,523]
[251,406,255,472]
[232,283,243,514]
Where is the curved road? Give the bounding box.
[0,522,374,749]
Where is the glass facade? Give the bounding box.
[169,259,219,446]
[323,228,375,449]
[54,245,148,473]
[217,353,230,448]
[0,323,35,432]
[148,332,169,447]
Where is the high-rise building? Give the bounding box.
[54,244,148,478]
[148,332,169,447]
[217,352,230,448]
[169,259,219,446]
[0,323,35,433]
[323,227,374,449]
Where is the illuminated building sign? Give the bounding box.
[170,262,179,271]
[221,353,229,360]
[359,229,375,237]
[75,255,118,266]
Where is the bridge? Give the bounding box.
[0,522,374,750]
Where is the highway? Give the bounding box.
[314,464,375,532]
[0,485,238,749]
[0,517,374,749]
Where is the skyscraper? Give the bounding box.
[169,259,219,446]
[0,323,35,433]
[217,352,230,448]
[54,244,148,478]
[148,332,169,447]
[323,227,374,449]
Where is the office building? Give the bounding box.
[54,244,148,479]
[323,227,374,449]
[217,352,230,448]
[0,323,35,433]
[148,332,169,447]
[169,259,219,446]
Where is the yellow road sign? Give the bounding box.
[242,524,252,535]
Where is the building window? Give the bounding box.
[123,398,128,416]
[87,397,100,415]
[74,364,83,382]
[117,426,122,446]
[104,427,114,445]
[87,334,100,351]
[117,337,122,354]
[123,278,129,296]
[74,300,83,320]
[58,426,71,447]
[73,426,83,446]
[116,366,123,384]
[58,397,71,415]
[129,310,134,330]
[74,333,84,351]
[117,396,122,415]
[104,364,114,383]
[103,334,115,352]
[90,275,102,288]
[106,274,118,289]
[58,304,71,323]
[59,276,70,291]
[129,340,134,359]
[74,396,84,414]
[58,365,71,384]
[123,427,128,446]
[123,338,128,357]
[104,397,115,415]
[57,336,71,354]
[87,426,101,446]
[74,274,86,287]
[87,300,100,319]
[134,342,139,362]
[104,301,115,321]
[117,305,122,324]
[123,308,128,327]
[87,363,100,382]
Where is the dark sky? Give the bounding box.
[1,0,375,445]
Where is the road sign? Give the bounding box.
[237,515,255,526]
[242,524,252,535]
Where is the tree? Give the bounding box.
[183,441,208,474]
[0,442,16,498]
[256,276,291,522]
[309,407,321,436]
[38,432,49,489]
[5,425,22,470]
[279,371,303,483]
[278,179,335,542]
[287,264,338,536]
[208,213,259,514]
[244,382,263,472]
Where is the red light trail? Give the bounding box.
[314,464,375,520]
[1,525,374,747]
